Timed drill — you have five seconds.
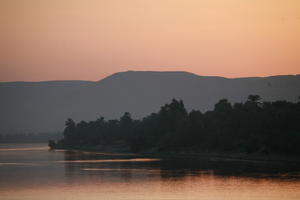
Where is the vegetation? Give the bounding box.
[50,95,300,155]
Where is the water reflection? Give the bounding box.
[0,144,300,200]
[62,151,161,182]
[62,150,300,181]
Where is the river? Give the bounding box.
[0,143,299,200]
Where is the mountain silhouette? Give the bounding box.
[1,71,299,133]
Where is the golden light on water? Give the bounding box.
[0,147,48,151]
[1,175,300,200]
[59,158,161,163]
[0,144,300,200]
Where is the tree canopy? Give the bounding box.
[50,95,300,155]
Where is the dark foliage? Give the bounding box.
[51,96,300,155]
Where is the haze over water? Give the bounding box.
[0,143,299,200]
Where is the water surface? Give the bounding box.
[0,143,299,200]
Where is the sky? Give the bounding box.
[0,0,299,82]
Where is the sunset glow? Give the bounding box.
[0,0,300,81]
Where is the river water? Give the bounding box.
[0,143,299,200]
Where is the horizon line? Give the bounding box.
[1,70,300,83]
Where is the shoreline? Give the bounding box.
[51,146,300,164]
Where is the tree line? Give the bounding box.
[49,95,300,155]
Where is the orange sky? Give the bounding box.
[0,0,299,81]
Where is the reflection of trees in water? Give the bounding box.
[159,158,300,179]
[62,151,161,182]
[62,151,300,182]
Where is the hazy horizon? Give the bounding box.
[0,70,300,83]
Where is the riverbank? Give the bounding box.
[50,144,300,164]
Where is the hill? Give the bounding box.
[0,71,299,133]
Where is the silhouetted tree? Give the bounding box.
[52,95,300,155]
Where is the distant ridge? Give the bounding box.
[0,71,299,133]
